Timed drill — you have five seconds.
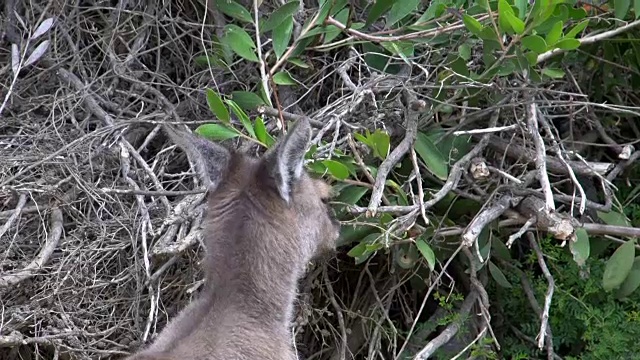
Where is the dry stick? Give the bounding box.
[269,10,322,76]
[537,19,640,63]
[506,216,536,248]
[0,194,27,239]
[607,150,640,182]
[395,244,464,360]
[582,222,640,238]
[57,66,162,341]
[0,207,63,288]
[526,103,555,212]
[257,105,325,128]
[323,264,347,360]
[0,204,43,219]
[324,14,493,44]
[413,290,479,360]
[462,246,498,350]
[366,99,423,216]
[350,110,500,216]
[462,194,523,249]
[536,109,588,216]
[487,135,612,177]
[410,148,429,226]
[101,188,206,196]
[346,135,392,206]
[527,232,555,351]
[0,124,125,187]
[253,0,270,103]
[436,214,640,240]
[508,262,556,360]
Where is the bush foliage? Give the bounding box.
[1,0,640,359]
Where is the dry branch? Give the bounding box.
[0,207,63,288]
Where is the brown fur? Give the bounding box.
[124,118,339,359]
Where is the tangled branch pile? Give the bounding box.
[1,0,640,359]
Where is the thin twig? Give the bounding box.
[537,19,640,63]
[527,232,555,350]
[367,98,423,216]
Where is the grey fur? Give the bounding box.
[124,118,339,360]
[262,118,312,203]
[162,125,230,190]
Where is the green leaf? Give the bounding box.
[492,239,512,261]
[216,0,253,23]
[525,51,538,66]
[195,123,240,141]
[327,0,349,16]
[223,24,259,62]
[426,129,472,163]
[386,0,421,27]
[273,71,297,85]
[322,159,350,180]
[230,91,266,111]
[194,55,226,69]
[541,67,565,78]
[385,179,408,205]
[273,16,294,59]
[262,1,300,33]
[498,0,515,33]
[254,117,275,147]
[347,233,382,264]
[287,57,311,68]
[459,43,472,61]
[545,20,564,46]
[369,129,390,160]
[323,8,350,43]
[396,244,420,269]
[489,261,513,288]
[570,228,590,267]
[380,41,415,58]
[205,89,230,124]
[554,38,580,50]
[337,222,377,247]
[336,185,369,205]
[504,9,526,34]
[416,238,436,271]
[531,0,556,27]
[616,256,640,299]
[463,14,484,37]
[597,210,632,227]
[415,132,448,180]
[497,59,517,76]
[521,35,548,54]
[615,0,631,20]
[602,239,637,292]
[366,0,394,26]
[565,19,588,39]
[515,0,528,19]
[417,0,447,23]
[225,100,255,138]
[636,0,640,19]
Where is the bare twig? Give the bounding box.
[367,98,423,216]
[526,103,555,211]
[527,233,555,351]
[0,194,27,239]
[537,19,640,63]
[0,207,63,288]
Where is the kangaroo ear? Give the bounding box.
[163,125,230,190]
[262,118,312,203]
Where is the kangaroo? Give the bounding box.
[124,117,340,360]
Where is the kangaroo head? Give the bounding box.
[258,118,339,257]
[165,117,339,264]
